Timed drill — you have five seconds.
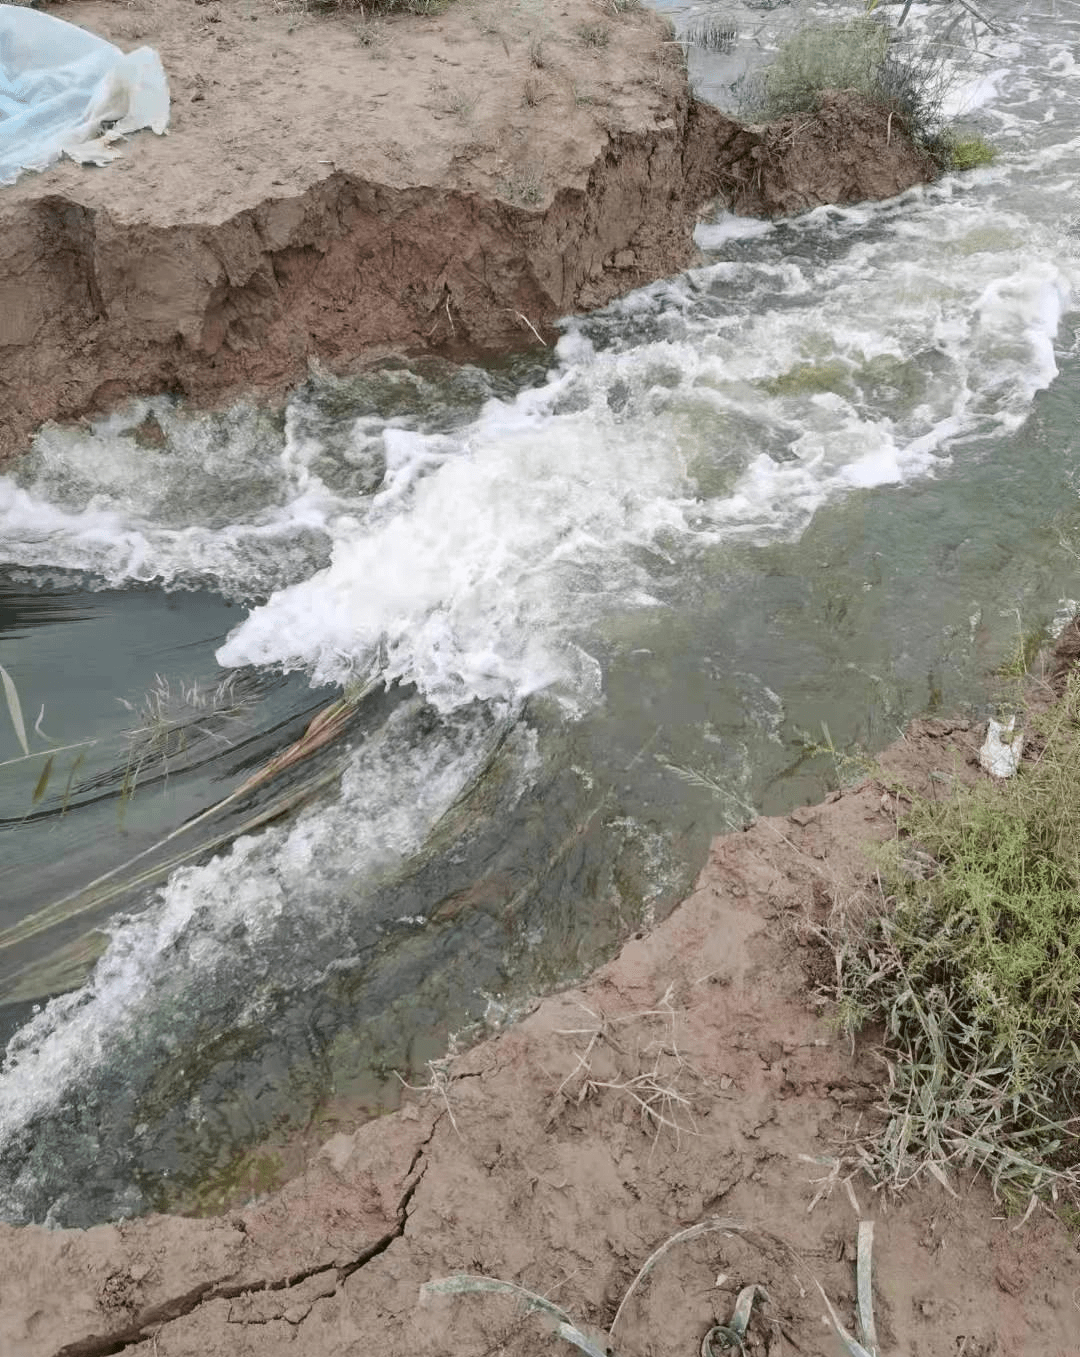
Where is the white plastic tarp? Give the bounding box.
[0,3,169,187]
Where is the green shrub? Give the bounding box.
[742,15,996,171]
[753,17,891,120]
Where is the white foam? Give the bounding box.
[694,214,775,250]
[216,392,696,705]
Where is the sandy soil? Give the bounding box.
[2,710,1076,1357]
[0,0,936,461]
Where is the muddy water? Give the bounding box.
[1,0,1079,1225]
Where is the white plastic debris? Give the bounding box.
[1051,598,1079,639]
[0,4,169,187]
[979,716,1024,778]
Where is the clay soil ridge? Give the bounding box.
[2,714,1075,1357]
[0,0,937,461]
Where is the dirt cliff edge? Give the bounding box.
[0,0,937,462]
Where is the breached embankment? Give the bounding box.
[0,0,937,462]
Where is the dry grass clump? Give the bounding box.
[821,671,1080,1215]
[522,77,546,109]
[577,22,611,49]
[118,673,253,797]
[498,166,545,207]
[552,984,702,1155]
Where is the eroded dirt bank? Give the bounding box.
[0,0,937,461]
[2,714,1075,1357]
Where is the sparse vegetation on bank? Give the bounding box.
[741,14,996,172]
[822,664,1080,1215]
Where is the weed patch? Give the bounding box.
[821,671,1080,1212]
[942,132,997,170]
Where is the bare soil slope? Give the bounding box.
[0,0,936,461]
[2,715,1075,1357]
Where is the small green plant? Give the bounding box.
[608,0,642,12]
[995,613,1045,678]
[820,669,1080,1212]
[528,38,546,69]
[943,133,997,170]
[578,22,611,49]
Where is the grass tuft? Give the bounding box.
[820,668,1080,1212]
[942,132,997,170]
[522,77,545,109]
[578,22,611,49]
[499,167,545,207]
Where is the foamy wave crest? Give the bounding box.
[218,234,1071,706]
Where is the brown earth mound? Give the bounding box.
[3,715,1075,1357]
[0,0,938,462]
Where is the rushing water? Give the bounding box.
[1,0,1079,1225]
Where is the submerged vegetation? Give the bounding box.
[0,666,255,812]
[822,669,1080,1214]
